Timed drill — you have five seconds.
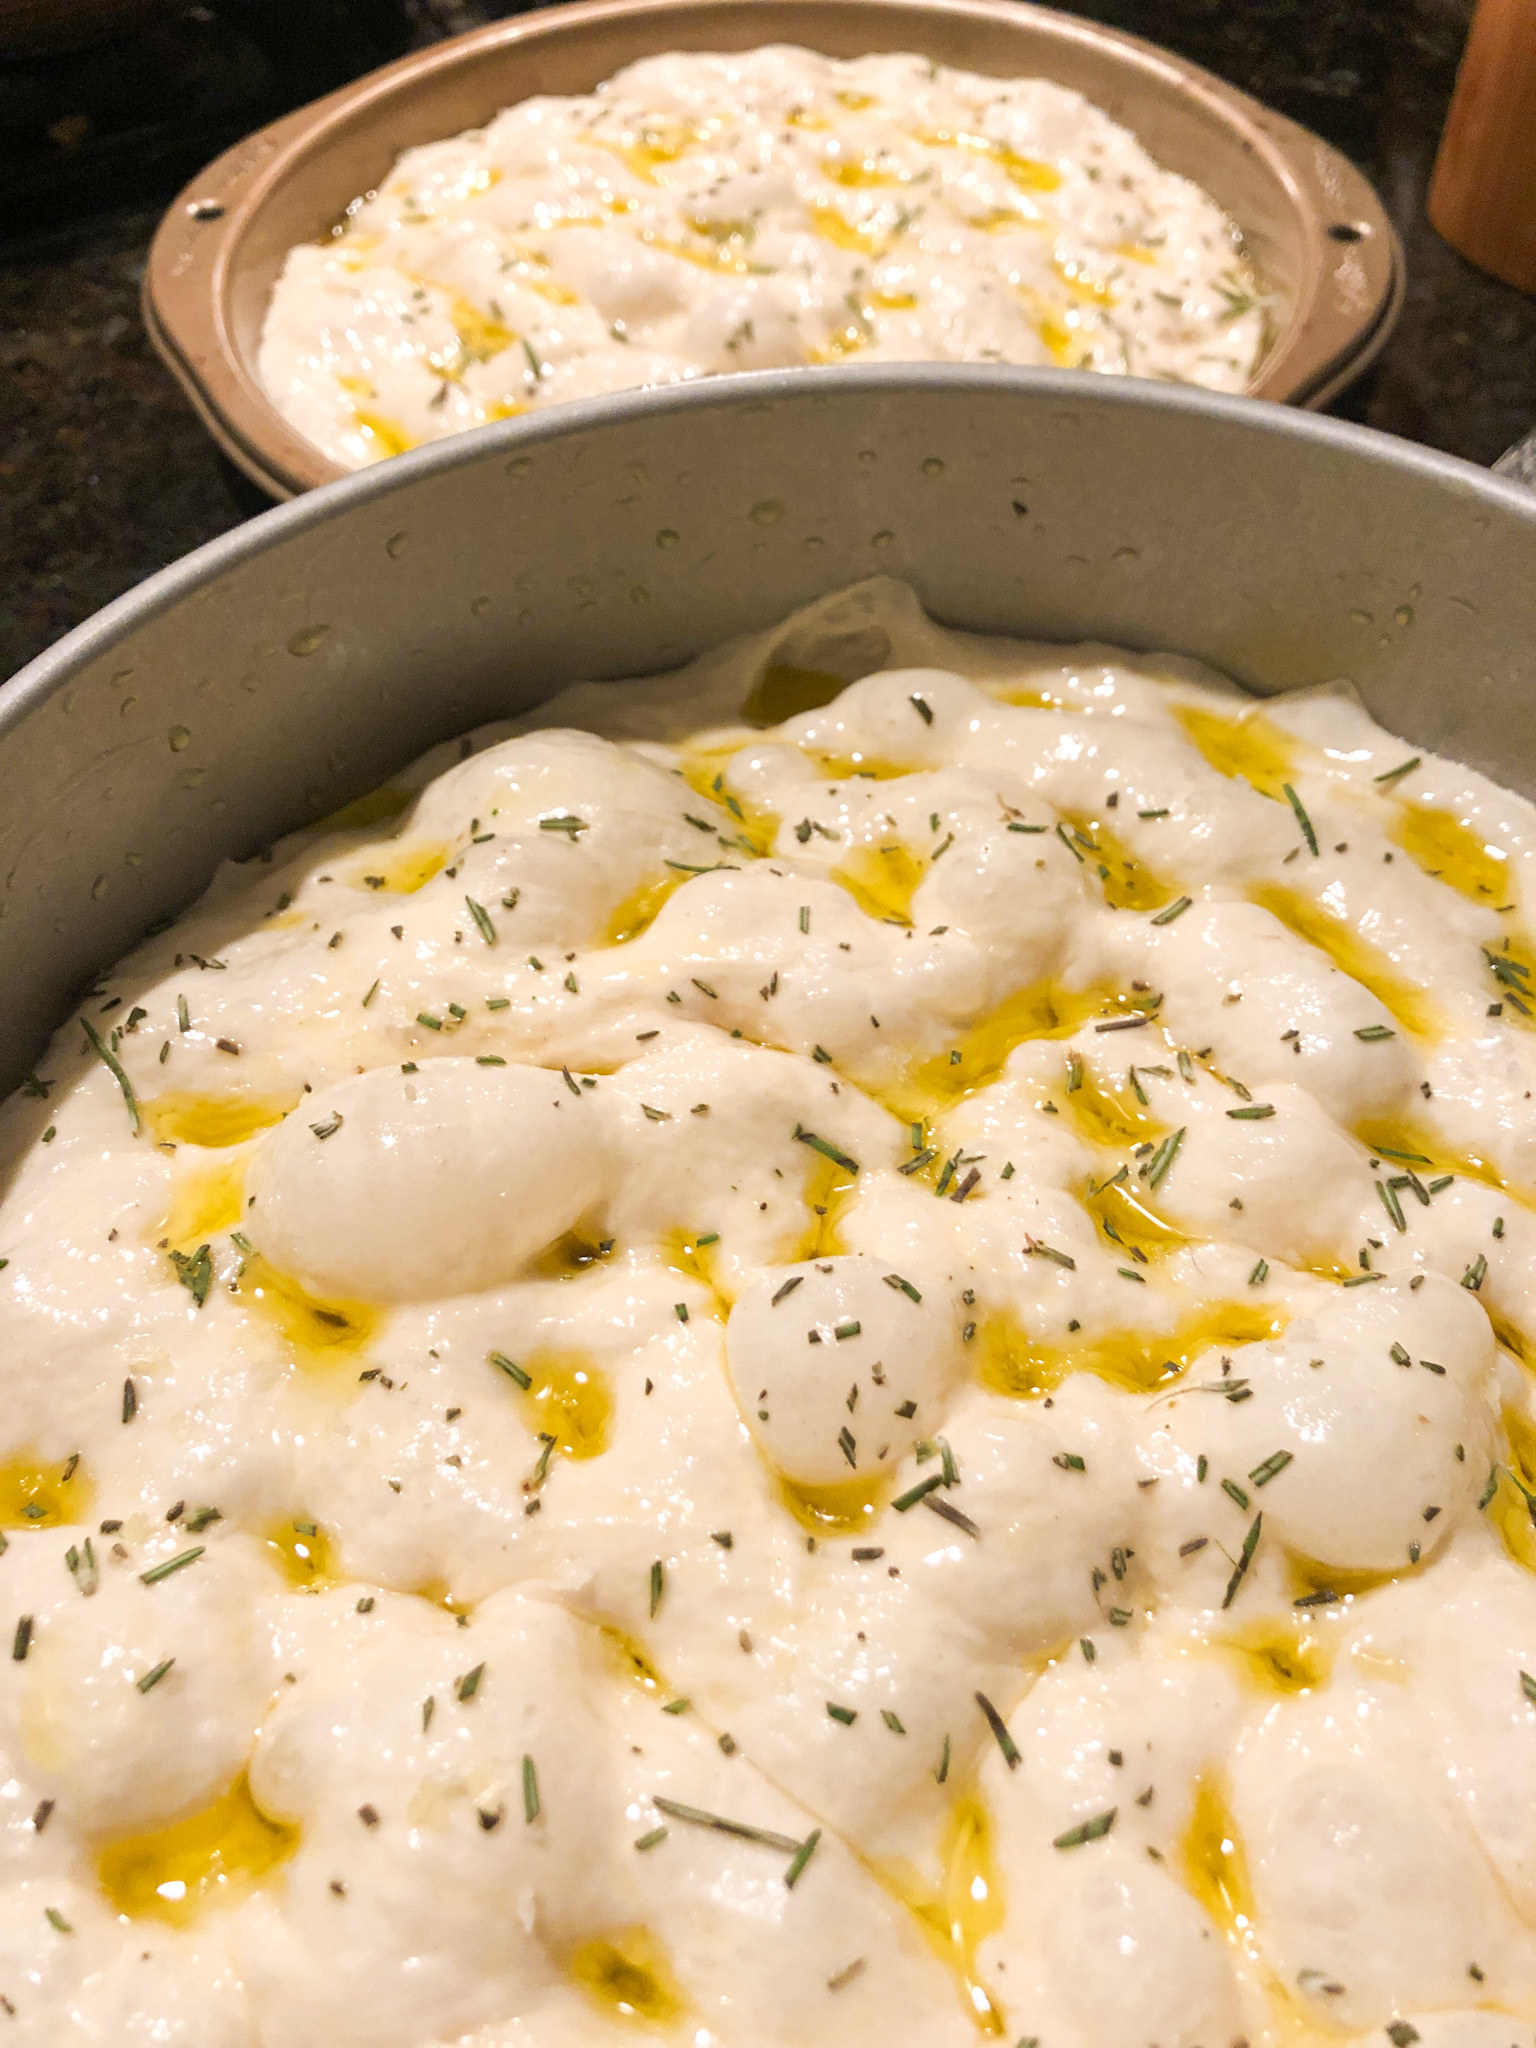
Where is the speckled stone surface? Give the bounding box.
[3,0,1534,683]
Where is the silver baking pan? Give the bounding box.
[1,365,1533,1095]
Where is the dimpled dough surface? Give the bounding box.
[3,576,1536,2046]
[258,45,1265,470]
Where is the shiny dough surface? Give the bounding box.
[2,578,1535,2048]
[259,46,1265,469]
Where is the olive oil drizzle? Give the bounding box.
[569,1927,689,2025]
[236,1255,380,1368]
[974,1301,1286,1399]
[1251,885,1444,1040]
[1176,703,1297,801]
[878,1792,1007,2033]
[1392,799,1512,906]
[98,1773,297,1926]
[0,1455,92,1530]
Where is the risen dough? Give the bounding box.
[1,577,1534,2046]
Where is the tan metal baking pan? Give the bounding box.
[143,0,1404,500]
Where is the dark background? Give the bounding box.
[3,0,1534,683]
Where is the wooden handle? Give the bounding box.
[1429,0,1536,291]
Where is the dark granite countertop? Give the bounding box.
[3,0,1534,683]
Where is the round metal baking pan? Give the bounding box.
[142,0,1404,499]
[3,366,1531,1096]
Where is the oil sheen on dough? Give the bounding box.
[259,46,1266,469]
[2,576,1535,2048]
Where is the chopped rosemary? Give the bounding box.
[924,1495,980,1538]
[1054,1809,1116,1849]
[1282,782,1318,855]
[652,1798,802,1854]
[522,1754,540,1822]
[81,1018,140,1134]
[65,1538,98,1596]
[1143,1127,1185,1190]
[1150,896,1192,926]
[1222,1513,1262,1609]
[169,1244,213,1306]
[489,1350,531,1389]
[893,1473,943,1512]
[784,1828,821,1887]
[136,1657,175,1694]
[465,896,496,945]
[1248,1450,1293,1487]
[792,1125,859,1173]
[1484,947,1530,991]
[1377,1180,1407,1233]
[975,1690,1020,1769]
[140,1546,204,1586]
